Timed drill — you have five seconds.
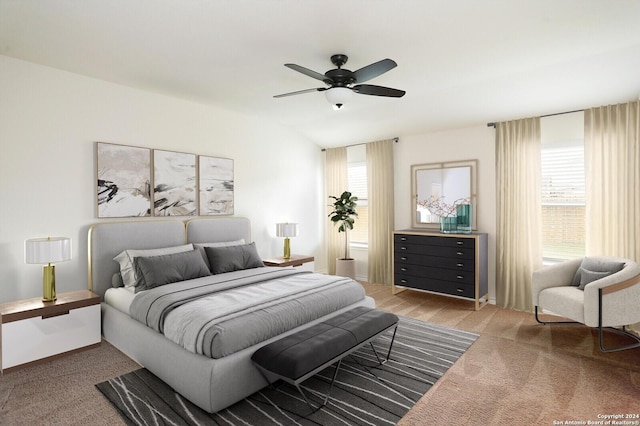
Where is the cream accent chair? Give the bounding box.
[532,256,640,352]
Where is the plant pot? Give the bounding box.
[335,258,356,279]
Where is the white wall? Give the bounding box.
[394,126,497,301]
[0,56,325,303]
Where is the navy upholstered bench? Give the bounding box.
[251,306,399,408]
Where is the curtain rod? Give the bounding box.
[486,109,584,128]
[321,137,398,152]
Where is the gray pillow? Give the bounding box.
[111,273,124,288]
[578,269,614,290]
[193,239,246,264]
[571,257,624,287]
[204,242,264,274]
[113,244,194,288]
[133,249,211,292]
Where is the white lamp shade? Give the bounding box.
[325,87,353,108]
[25,237,72,264]
[276,223,299,238]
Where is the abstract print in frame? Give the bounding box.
[154,150,197,216]
[199,156,234,215]
[96,142,151,217]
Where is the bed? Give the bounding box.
[88,217,374,413]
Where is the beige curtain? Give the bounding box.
[584,100,640,259]
[325,147,348,275]
[495,117,543,311]
[584,101,640,334]
[366,139,395,285]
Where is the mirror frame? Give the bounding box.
[411,159,478,230]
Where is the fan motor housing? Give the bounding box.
[325,68,355,86]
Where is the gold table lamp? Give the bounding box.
[276,223,298,260]
[25,237,72,302]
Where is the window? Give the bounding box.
[347,145,368,245]
[540,113,585,261]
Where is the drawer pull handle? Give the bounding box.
[456,241,464,245]
[456,251,464,256]
[400,246,407,250]
[457,263,464,267]
[457,275,464,279]
[401,279,407,283]
[401,268,407,272]
[401,257,407,261]
[400,237,407,241]
[456,289,464,293]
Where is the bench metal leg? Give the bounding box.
[295,358,343,410]
[370,324,398,365]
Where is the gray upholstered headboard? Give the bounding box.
[185,217,251,244]
[88,217,251,299]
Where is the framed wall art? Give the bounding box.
[199,156,234,215]
[96,142,151,217]
[153,150,197,216]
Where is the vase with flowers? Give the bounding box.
[418,195,471,233]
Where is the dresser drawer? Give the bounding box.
[394,275,476,299]
[395,242,475,259]
[2,304,101,370]
[394,263,475,284]
[394,252,476,270]
[395,234,475,249]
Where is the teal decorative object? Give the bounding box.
[440,216,457,233]
[456,204,472,234]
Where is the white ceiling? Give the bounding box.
[2,0,640,148]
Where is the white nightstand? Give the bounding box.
[0,290,101,373]
[263,254,315,272]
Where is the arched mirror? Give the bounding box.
[411,159,477,230]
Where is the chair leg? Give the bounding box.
[534,306,579,325]
[535,304,640,353]
[598,325,640,352]
[598,288,640,353]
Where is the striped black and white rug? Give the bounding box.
[97,316,478,425]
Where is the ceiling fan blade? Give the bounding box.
[285,64,333,84]
[273,87,327,98]
[352,84,406,98]
[352,59,397,83]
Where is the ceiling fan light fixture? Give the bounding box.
[325,87,353,110]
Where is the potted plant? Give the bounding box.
[328,191,358,278]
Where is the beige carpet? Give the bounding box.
[365,283,640,426]
[0,338,139,426]
[1,283,638,425]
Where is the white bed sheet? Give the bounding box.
[104,287,136,315]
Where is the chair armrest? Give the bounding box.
[600,272,640,295]
[583,265,640,327]
[531,258,582,306]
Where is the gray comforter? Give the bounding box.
[129,267,366,358]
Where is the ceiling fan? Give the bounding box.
[274,54,406,109]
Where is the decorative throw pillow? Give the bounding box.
[571,257,625,287]
[193,239,246,266]
[113,244,194,288]
[111,272,124,288]
[204,242,264,274]
[578,269,614,290]
[133,249,211,292]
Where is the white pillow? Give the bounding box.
[193,239,246,264]
[113,244,194,288]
